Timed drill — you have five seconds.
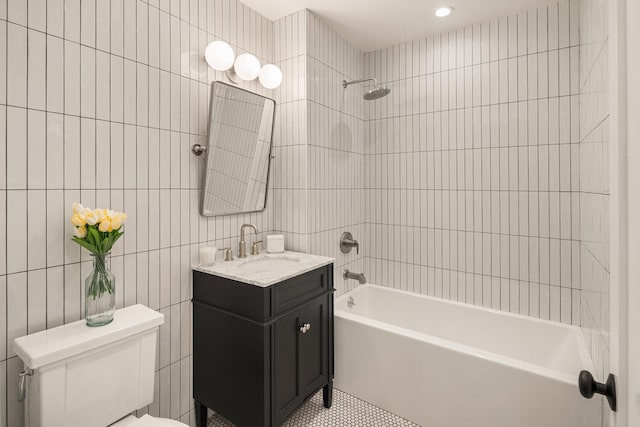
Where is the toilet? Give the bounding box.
[13,304,189,427]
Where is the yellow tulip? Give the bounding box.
[71,213,86,227]
[98,219,111,232]
[84,210,98,225]
[95,209,107,222]
[72,202,85,214]
[110,218,122,230]
[74,226,87,238]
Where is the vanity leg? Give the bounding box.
[195,400,208,427]
[323,381,333,409]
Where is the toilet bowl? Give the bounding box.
[14,304,188,427]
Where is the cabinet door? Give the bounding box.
[273,306,302,425]
[298,295,329,399]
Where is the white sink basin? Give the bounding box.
[193,251,334,287]
[237,255,300,272]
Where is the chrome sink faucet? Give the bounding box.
[238,224,258,258]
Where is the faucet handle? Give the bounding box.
[340,231,359,255]
[251,240,263,255]
[221,247,234,261]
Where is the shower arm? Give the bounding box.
[342,78,378,88]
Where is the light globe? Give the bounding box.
[258,64,283,89]
[204,40,235,71]
[234,53,261,81]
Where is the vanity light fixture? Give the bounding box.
[434,6,454,17]
[203,40,282,89]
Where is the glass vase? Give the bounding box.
[85,253,116,327]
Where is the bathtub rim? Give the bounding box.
[335,283,594,386]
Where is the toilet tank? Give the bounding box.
[14,305,164,427]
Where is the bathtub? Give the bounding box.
[334,284,601,427]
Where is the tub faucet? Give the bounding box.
[344,269,366,284]
[238,224,258,258]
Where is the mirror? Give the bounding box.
[200,81,275,217]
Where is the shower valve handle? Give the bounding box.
[578,370,616,411]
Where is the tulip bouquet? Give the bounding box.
[70,203,127,325]
[70,202,127,256]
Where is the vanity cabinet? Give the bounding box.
[192,264,334,427]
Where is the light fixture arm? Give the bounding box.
[225,68,241,85]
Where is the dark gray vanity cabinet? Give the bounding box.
[192,264,334,427]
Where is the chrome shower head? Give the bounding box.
[364,86,391,100]
[342,78,391,100]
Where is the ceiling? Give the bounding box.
[241,0,553,52]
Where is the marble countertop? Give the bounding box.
[192,250,335,287]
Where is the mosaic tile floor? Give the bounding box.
[207,389,420,427]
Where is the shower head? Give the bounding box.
[364,85,391,100]
[342,78,391,100]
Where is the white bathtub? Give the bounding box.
[334,284,601,427]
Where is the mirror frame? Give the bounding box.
[200,81,276,217]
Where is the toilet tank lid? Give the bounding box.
[13,304,164,369]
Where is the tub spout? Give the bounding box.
[344,269,366,284]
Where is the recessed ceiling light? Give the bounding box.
[435,6,454,17]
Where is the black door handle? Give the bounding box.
[578,370,616,411]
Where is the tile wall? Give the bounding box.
[362,0,583,323]
[0,0,275,425]
[273,10,367,295]
[579,0,610,423]
[305,13,367,296]
[272,10,308,253]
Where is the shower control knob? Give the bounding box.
[578,370,616,411]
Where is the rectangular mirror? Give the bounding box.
[200,81,275,217]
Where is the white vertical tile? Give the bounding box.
[80,46,96,118]
[548,2,558,50]
[28,0,47,31]
[64,40,81,115]
[27,269,47,333]
[27,29,46,110]
[80,0,96,47]
[43,114,63,190]
[111,0,124,55]
[7,23,27,108]
[64,0,80,42]
[7,107,27,190]
[47,0,64,38]
[7,0,26,25]
[558,0,569,48]
[124,0,137,60]
[28,190,47,270]
[111,56,124,123]
[47,35,64,113]
[80,118,96,189]
[64,115,80,189]
[95,0,110,51]
[7,272,27,357]
[46,190,64,268]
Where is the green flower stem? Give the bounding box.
[88,253,114,300]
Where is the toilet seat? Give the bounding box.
[111,414,189,427]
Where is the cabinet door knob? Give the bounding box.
[299,323,311,333]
